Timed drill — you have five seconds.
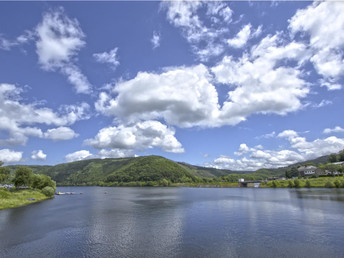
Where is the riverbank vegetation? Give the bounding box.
[0,188,50,210]
[261,176,344,188]
[0,162,56,209]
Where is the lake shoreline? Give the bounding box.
[0,189,52,210]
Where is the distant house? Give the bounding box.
[297,166,325,177]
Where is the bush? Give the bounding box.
[305,180,311,188]
[42,186,55,197]
[271,181,277,188]
[334,179,341,188]
[159,178,170,187]
[0,188,10,199]
[294,179,300,188]
[288,180,294,188]
[325,181,335,188]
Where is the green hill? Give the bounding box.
[7,156,237,185]
[6,154,331,186]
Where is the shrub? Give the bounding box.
[159,178,170,187]
[288,180,294,188]
[42,186,55,197]
[0,188,10,199]
[334,179,341,188]
[325,181,335,188]
[305,180,311,188]
[294,179,300,188]
[271,181,277,188]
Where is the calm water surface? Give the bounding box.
[1,187,344,257]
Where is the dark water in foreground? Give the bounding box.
[1,187,344,258]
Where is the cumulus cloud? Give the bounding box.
[0,149,23,164]
[323,126,344,134]
[0,83,89,146]
[95,36,310,129]
[151,31,160,49]
[208,128,344,171]
[65,150,92,163]
[31,150,47,161]
[44,127,79,141]
[85,120,184,153]
[289,2,344,88]
[93,47,120,70]
[36,8,91,94]
[95,64,220,128]
[96,149,134,159]
[212,34,310,125]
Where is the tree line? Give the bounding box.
[0,161,56,197]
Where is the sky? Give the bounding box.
[0,1,344,171]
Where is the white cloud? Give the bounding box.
[36,8,91,94]
[323,126,344,134]
[61,65,92,94]
[0,30,34,50]
[0,149,23,164]
[44,127,79,141]
[151,31,160,49]
[227,24,252,48]
[85,120,184,153]
[208,129,344,171]
[289,2,344,87]
[96,149,134,159]
[65,150,92,163]
[95,36,309,128]
[313,99,332,108]
[31,150,47,161]
[277,130,299,139]
[0,83,89,146]
[256,131,276,140]
[93,47,120,70]
[212,34,309,125]
[95,64,220,128]
[162,1,232,60]
[320,80,342,91]
[36,8,85,69]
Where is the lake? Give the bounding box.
[1,187,344,257]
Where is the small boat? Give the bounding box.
[56,192,77,195]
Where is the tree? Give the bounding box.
[286,167,299,178]
[42,186,55,197]
[339,151,344,162]
[321,163,341,176]
[31,174,56,191]
[0,167,10,184]
[13,167,33,187]
[328,154,338,163]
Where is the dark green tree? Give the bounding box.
[339,151,344,162]
[328,154,338,163]
[13,167,33,187]
[0,167,10,184]
[31,174,56,191]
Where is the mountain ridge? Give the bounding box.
[6,154,331,185]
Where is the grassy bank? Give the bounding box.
[0,188,51,210]
[261,176,344,188]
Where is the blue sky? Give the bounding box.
[0,1,344,170]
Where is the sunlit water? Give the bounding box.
[1,187,344,257]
